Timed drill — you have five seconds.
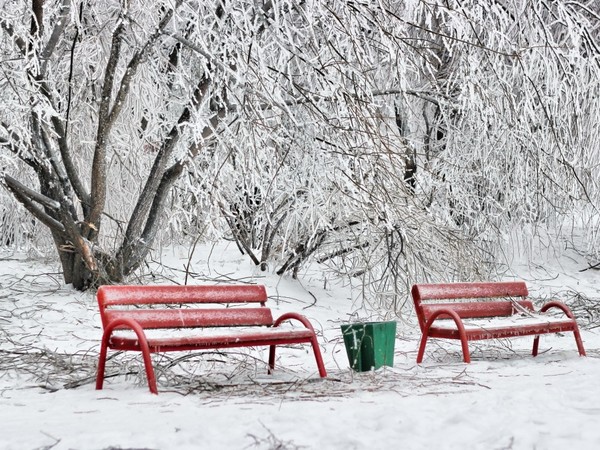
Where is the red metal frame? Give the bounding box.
[412,282,586,363]
[268,312,327,378]
[96,285,327,394]
[532,301,586,357]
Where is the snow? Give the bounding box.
[430,314,574,330]
[1,241,600,450]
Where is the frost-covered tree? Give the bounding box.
[205,0,600,307]
[1,0,599,302]
[0,0,423,291]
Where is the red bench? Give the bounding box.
[411,281,586,363]
[95,284,327,394]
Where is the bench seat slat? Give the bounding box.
[108,328,315,352]
[98,284,267,306]
[104,308,274,329]
[430,321,577,341]
[429,315,577,340]
[422,300,534,321]
[413,281,528,301]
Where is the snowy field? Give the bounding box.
[1,240,600,450]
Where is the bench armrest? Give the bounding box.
[98,317,157,393]
[273,312,317,332]
[102,317,151,351]
[539,300,576,319]
[423,308,468,334]
[418,308,470,363]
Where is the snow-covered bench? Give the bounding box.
[411,281,586,363]
[95,284,327,394]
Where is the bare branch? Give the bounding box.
[0,20,27,55]
[0,126,40,171]
[51,116,91,209]
[40,0,72,74]
[87,5,181,239]
[4,175,60,211]
[119,74,216,249]
[30,0,44,38]
[169,32,230,73]
[87,18,127,236]
[64,1,81,136]
[107,3,181,126]
[21,70,91,210]
[3,176,65,232]
[121,162,185,275]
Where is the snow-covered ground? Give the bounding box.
[1,240,599,450]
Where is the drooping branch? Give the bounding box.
[0,125,41,171]
[3,175,60,211]
[168,34,445,110]
[3,175,65,232]
[168,33,231,74]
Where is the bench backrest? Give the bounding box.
[411,282,533,331]
[97,284,272,329]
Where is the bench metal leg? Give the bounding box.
[533,330,587,357]
[536,301,587,357]
[418,310,471,363]
[532,335,540,357]
[140,346,158,394]
[96,318,159,394]
[310,336,327,377]
[458,335,471,363]
[417,334,471,364]
[573,328,587,356]
[96,338,109,390]
[270,313,328,378]
[268,340,327,378]
[268,344,276,374]
[416,334,428,364]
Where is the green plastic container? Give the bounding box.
[340,321,397,372]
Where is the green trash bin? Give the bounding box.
[340,321,397,372]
